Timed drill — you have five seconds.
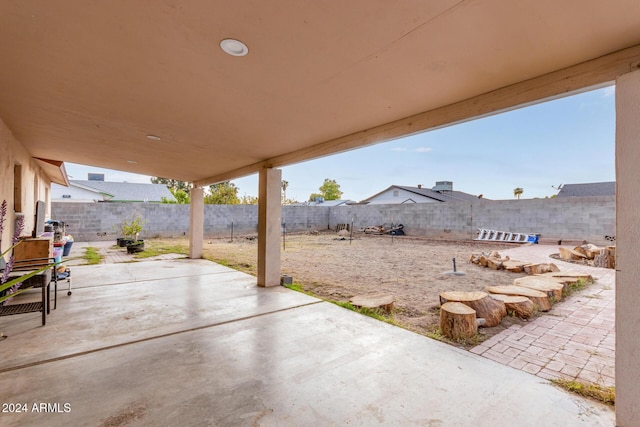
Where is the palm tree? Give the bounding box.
[513,187,524,200]
[281,180,289,204]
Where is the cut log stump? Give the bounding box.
[559,247,587,261]
[541,272,594,285]
[350,294,394,313]
[513,276,564,300]
[485,258,502,270]
[477,255,489,267]
[574,244,601,259]
[439,302,477,340]
[439,291,506,327]
[594,246,616,269]
[524,263,560,275]
[594,254,615,269]
[502,260,529,273]
[486,285,551,312]
[489,294,534,318]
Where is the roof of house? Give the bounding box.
[396,186,481,202]
[69,180,175,202]
[556,182,616,198]
[361,185,481,204]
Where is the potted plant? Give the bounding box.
[126,239,145,253]
[117,220,133,247]
[121,213,146,253]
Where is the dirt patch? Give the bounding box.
[192,232,535,345]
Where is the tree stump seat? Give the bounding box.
[439,302,478,340]
[350,294,395,313]
[439,291,506,327]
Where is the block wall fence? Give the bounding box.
[52,196,615,246]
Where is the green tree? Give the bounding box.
[205,181,240,204]
[308,192,323,202]
[162,188,190,204]
[151,177,191,195]
[513,187,524,200]
[318,178,343,200]
[240,194,259,204]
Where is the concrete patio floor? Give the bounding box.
[0,249,615,426]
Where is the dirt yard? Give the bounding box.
[189,232,530,343]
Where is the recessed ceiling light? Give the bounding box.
[220,38,249,57]
[127,160,137,164]
[146,135,161,141]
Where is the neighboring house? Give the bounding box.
[361,181,481,204]
[556,182,616,198]
[52,179,175,203]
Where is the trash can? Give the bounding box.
[63,240,73,256]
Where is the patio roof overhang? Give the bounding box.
[33,158,69,187]
[0,1,639,185]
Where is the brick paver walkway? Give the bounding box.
[64,240,189,266]
[470,244,615,388]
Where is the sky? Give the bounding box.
[65,86,616,202]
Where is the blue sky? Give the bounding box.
[66,85,616,202]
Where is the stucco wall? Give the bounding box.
[0,118,52,249]
[614,68,640,426]
[50,183,104,202]
[52,196,615,245]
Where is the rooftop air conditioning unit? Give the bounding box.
[432,181,453,192]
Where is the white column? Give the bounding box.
[615,69,640,427]
[257,167,282,287]
[189,185,204,259]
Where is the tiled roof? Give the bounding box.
[70,180,175,202]
[556,182,615,198]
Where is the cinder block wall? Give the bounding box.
[329,196,615,245]
[53,196,615,245]
[51,203,257,241]
[51,203,329,241]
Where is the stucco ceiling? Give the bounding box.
[1,1,639,184]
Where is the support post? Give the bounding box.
[615,68,640,427]
[189,185,204,259]
[258,168,282,287]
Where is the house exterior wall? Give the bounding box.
[53,196,614,245]
[0,118,53,249]
[51,183,105,202]
[365,188,436,204]
[615,68,640,426]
